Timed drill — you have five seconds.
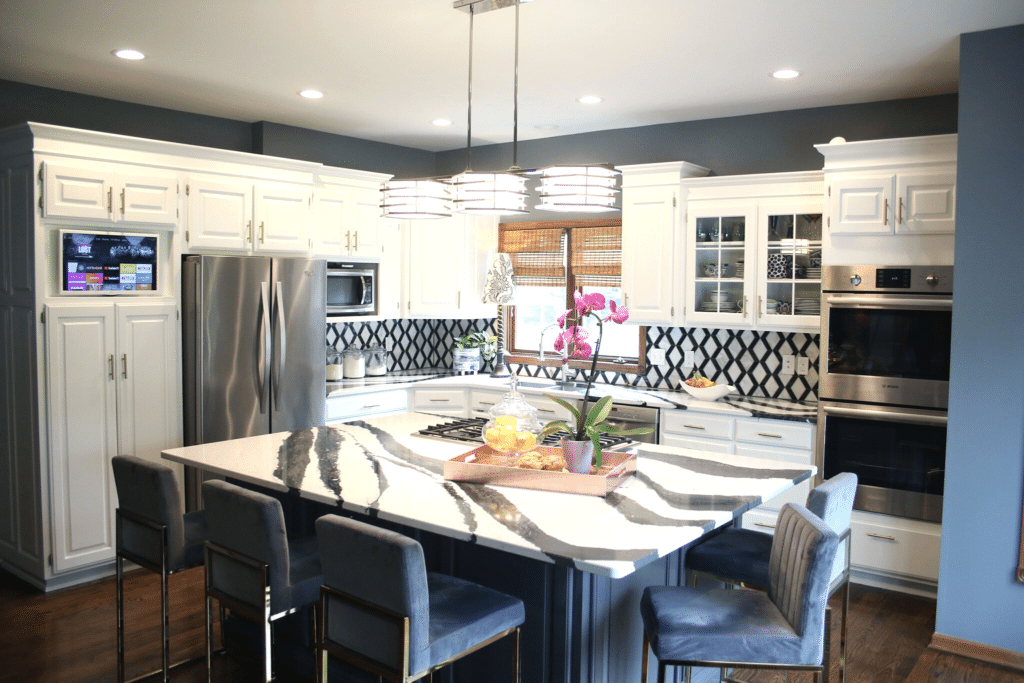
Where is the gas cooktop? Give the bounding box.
[416,417,635,451]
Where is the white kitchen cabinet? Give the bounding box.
[44,301,181,573]
[376,218,403,318]
[405,214,497,319]
[618,161,710,326]
[413,388,467,417]
[469,389,505,418]
[311,186,382,260]
[185,177,310,254]
[326,389,408,422]
[817,134,957,265]
[682,172,824,332]
[849,510,941,584]
[42,162,178,226]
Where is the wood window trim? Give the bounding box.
[500,217,647,375]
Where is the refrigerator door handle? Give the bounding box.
[272,281,287,406]
[258,281,271,414]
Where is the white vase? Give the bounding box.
[452,347,482,374]
[561,438,595,474]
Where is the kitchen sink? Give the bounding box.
[518,380,556,389]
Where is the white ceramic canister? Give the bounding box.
[342,347,366,378]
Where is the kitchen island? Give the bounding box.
[164,411,815,682]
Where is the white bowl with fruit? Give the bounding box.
[680,371,735,401]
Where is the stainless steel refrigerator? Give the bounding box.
[182,254,326,507]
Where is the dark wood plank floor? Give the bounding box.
[1,566,1020,682]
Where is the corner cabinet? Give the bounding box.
[405,214,497,319]
[619,161,710,326]
[816,134,957,265]
[44,301,181,573]
[682,172,824,332]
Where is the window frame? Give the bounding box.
[500,218,647,374]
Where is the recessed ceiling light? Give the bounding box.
[771,69,801,79]
[298,89,324,99]
[577,95,602,105]
[113,49,145,61]
[432,118,453,127]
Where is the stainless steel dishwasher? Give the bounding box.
[580,399,660,445]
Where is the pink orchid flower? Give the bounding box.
[573,291,606,316]
[556,309,570,329]
[603,299,630,324]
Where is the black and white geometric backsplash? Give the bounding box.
[328,320,819,402]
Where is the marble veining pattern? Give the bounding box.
[163,412,814,578]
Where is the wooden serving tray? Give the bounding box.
[443,444,636,496]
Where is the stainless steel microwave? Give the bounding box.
[326,262,376,315]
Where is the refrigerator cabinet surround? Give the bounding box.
[182,255,327,507]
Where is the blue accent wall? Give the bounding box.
[936,23,1024,654]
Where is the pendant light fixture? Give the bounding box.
[535,163,621,212]
[450,0,529,216]
[380,179,452,219]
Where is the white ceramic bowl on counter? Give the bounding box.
[680,382,736,401]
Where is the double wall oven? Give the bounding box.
[817,265,953,523]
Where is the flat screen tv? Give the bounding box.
[60,229,159,294]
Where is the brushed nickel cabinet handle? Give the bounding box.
[346,230,351,251]
[108,354,115,380]
[683,424,707,430]
[362,404,380,410]
[538,408,555,413]
[867,532,897,541]
[429,398,451,402]
[757,432,783,438]
[898,197,904,224]
[247,220,252,243]
[353,230,359,251]
[480,401,496,406]
[754,522,777,529]
[121,353,127,379]
[107,187,113,213]
[883,198,889,226]
[259,221,265,243]
[758,295,763,318]
[120,188,126,214]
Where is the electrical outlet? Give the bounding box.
[684,349,695,367]
[648,347,666,365]
[781,354,795,375]
[797,356,809,376]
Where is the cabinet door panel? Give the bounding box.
[407,218,461,316]
[311,188,349,257]
[828,175,894,235]
[896,171,956,235]
[119,172,178,225]
[115,303,181,482]
[45,305,118,572]
[377,219,403,317]
[351,191,381,257]
[621,186,676,324]
[42,163,113,221]
[187,178,252,251]
[254,184,310,253]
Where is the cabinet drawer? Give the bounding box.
[735,419,814,450]
[734,442,812,511]
[525,395,574,423]
[469,390,504,414]
[327,389,408,422]
[849,513,941,581]
[741,507,782,534]
[661,411,734,440]
[661,432,734,454]
[413,389,466,416]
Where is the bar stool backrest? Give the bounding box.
[316,515,431,674]
[202,480,291,613]
[806,472,858,585]
[112,455,188,570]
[768,503,840,664]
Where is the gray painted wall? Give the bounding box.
[936,23,1024,654]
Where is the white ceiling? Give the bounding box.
[2,1,1023,153]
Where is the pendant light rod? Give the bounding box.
[511,0,520,171]
[465,3,475,172]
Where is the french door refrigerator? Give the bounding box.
[182,254,326,507]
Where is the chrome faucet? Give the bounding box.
[538,323,576,390]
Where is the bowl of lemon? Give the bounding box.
[481,378,544,463]
[680,371,735,401]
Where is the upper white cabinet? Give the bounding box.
[405,214,496,318]
[311,185,383,259]
[816,134,957,265]
[377,218,403,318]
[185,177,310,254]
[682,172,824,332]
[44,301,180,573]
[42,162,178,226]
[619,161,710,326]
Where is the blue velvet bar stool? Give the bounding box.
[314,514,526,683]
[641,503,841,683]
[202,480,324,683]
[112,455,208,683]
[685,472,858,683]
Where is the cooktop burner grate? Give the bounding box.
[416,417,634,450]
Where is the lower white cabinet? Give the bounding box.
[849,511,941,582]
[326,389,409,422]
[413,388,467,417]
[45,301,181,573]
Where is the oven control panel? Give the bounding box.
[875,268,912,288]
[822,265,954,294]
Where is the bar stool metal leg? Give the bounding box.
[161,559,170,682]
[116,550,125,683]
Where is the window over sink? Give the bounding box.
[500,218,646,373]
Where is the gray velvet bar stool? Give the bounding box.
[201,480,324,683]
[112,455,209,683]
[641,503,841,683]
[684,472,858,683]
[314,514,526,683]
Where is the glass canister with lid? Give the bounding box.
[365,344,388,376]
[481,375,544,463]
[342,346,366,378]
[326,346,343,380]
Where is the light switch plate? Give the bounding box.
[649,347,666,365]
[684,349,695,367]
[781,354,795,375]
[797,356,809,375]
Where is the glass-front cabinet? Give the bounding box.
[757,203,823,329]
[686,204,756,326]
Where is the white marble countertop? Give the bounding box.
[164,411,815,578]
[327,370,817,423]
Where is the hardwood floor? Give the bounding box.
[0,566,1020,683]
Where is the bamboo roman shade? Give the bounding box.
[499,227,566,288]
[571,225,621,288]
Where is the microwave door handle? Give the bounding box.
[822,405,948,427]
[273,281,286,406]
[825,295,952,310]
[258,281,271,414]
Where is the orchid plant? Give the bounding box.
[537,292,654,469]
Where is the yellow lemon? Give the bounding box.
[495,426,517,451]
[515,431,537,451]
[484,428,503,448]
[495,415,517,427]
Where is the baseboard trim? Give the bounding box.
[930,633,1024,673]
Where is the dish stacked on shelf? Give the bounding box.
[765,298,779,314]
[734,259,745,278]
[794,297,821,315]
[805,266,822,279]
[701,292,737,312]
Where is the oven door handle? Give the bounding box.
[824,295,952,310]
[822,405,948,427]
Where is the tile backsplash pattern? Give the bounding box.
[328,320,819,402]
